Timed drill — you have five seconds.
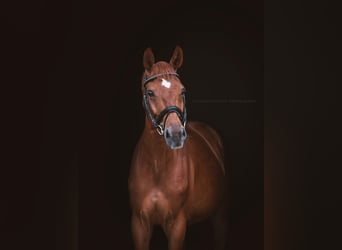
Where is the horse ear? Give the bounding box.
[143,47,155,72]
[170,46,183,70]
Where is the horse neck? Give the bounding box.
[142,116,165,150]
[136,116,190,185]
[143,115,156,133]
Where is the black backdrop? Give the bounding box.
[1,1,263,250]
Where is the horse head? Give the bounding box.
[141,46,187,149]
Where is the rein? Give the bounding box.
[143,72,187,135]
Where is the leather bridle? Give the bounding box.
[142,72,187,135]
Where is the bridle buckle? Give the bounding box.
[156,125,164,135]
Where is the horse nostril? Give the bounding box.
[165,129,171,138]
[182,129,186,138]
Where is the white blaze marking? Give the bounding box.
[161,78,171,88]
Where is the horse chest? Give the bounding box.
[151,158,189,194]
[131,159,189,220]
[141,188,186,225]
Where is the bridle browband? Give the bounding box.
[143,72,179,85]
[143,72,187,136]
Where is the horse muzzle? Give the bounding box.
[164,124,187,149]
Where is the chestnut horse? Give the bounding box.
[128,46,228,250]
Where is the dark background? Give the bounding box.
[1,1,263,250]
[264,1,342,250]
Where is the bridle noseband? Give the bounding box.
[143,72,187,136]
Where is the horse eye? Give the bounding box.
[146,90,155,98]
[181,88,186,95]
